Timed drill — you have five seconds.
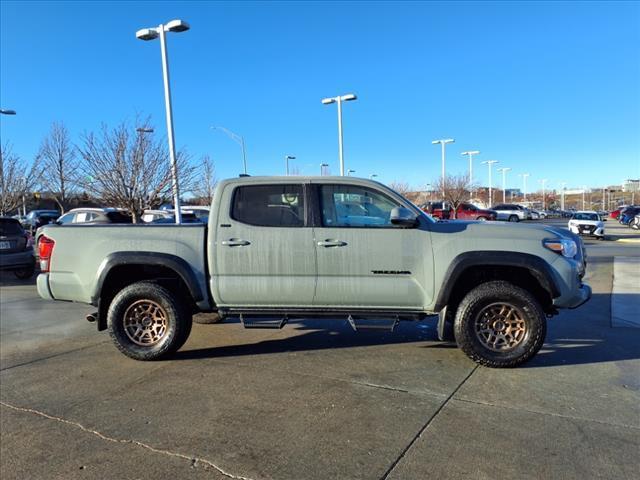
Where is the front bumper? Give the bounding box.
[0,249,35,271]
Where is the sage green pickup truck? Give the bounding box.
[36,176,591,367]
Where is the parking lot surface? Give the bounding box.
[1,219,639,479]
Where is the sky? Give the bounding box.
[1,0,639,193]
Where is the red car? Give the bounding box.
[421,202,497,221]
[610,208,625,219]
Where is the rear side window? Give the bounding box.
[231,185,305,227]
[106,212,133,223]
[0,219,23,235]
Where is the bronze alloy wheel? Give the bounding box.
[123,299,169,346]
[474,302,527,352]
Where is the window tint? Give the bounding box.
[232,185,304,227]
[320,185,401,227]
[0,219,23,235]
[57,213,75,225]
[106,212,133,223]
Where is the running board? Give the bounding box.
[240,314,288,329]
[347,315,399,332]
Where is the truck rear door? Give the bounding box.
[212,182,316,307]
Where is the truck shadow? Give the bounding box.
[173,294,640,368]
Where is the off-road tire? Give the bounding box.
[193,312,224,324]
[107,282,192,361]
[14,264,35,279]
[508,215,519,222]
[454,281,546,368]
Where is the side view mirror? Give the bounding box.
[390,207,418,227]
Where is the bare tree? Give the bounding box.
[0,144,40,216]
[389,181,411,197]
[37,121,77,212]
[77,120,197,222]
[191,154,217,205]
[441,173,472,218]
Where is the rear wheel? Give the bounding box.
[477,216,488,221]
[107,282,192,361]
[14,264,35,279]
[454,281,546,368]
[508,215,519,222]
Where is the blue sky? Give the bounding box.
[1,0,639,192]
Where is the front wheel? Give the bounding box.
[453,281,546,368]
[107,282,192,361]
[508,215,519,222]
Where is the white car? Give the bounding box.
[568,211,605,239]
[492,204,529,222]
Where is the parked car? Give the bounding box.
[24,210,60,232]
[630,214,640,230]
[492,204,530,222]
[419,201,452,220]
[568,211,605,240]
[619,207,640,226]
[56,208,132,225]
[610,207,627,220]
[151,213,201,224]
[36,176,591,368]
[143,207,208,223]
[0,217,36,279]
[453,203,497,221]
[530,210,547,219]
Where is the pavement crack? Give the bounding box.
[0,341,110,372]
[0,401,256,480]
[453,397,640,430]
[380,365,479,480]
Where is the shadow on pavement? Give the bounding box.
[0,271,37,288]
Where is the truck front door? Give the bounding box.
[311,183,434,309]
[212,182,316,307]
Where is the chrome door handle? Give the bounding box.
[222,239,251,247]
[317,240,347,247]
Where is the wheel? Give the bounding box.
[193,312,224,324]
[14,264,35,279]
[453,281,546,368]
[508,215,519,222]
[476,216,488,222]
[107,282,192,361]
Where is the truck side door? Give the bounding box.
[212,182,317,307]
[311,183,434,309]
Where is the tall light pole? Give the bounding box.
[497,167,511,203]
[432,138,455,198]
[136,19,190,224]
[560,182,567,211]
[519,173,530,202]
[539,179,548,210]
[481,160,499,207]
[212,126,247,175]
[461,150,479,195]
[582,186,587,210]
[321,93,357,176]
[347,169,356,176]
[369,174,378,180]
[320,163,329,176]
[285,155,296,175]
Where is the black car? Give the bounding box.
[0,217,36,279]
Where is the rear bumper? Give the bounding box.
[37,273,55,300]
[0,249,35,271]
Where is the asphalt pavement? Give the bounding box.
[1,219,639,480]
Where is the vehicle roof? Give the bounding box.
[575,210,598,214]
[218,176,387,186]
[66,207,125,213]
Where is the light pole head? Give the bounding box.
[347,169,356,176]
[0,109,16,115]
[321,97,336,105]
[370,174,378,179]
[482,160,499,166]
[136,127,154,133]
[432,138,455,145]
[136,28,159,41]
[497,167,511,173]
[320,163,329,167]
[165,19,190,33]
[341,93,357,102]
[286,155,296,160]
[461,150,480,156]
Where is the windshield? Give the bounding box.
[574,213,599,221]
[0,219,24,236]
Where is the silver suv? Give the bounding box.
[492,204,530,222]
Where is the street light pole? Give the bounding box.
[432,139,454,198]
[461,150,479,196]
[539,179,548,210]
[136,19,190,224]
[285,155,296,175]
[347,169,356,176]
[321,93,357,176]
[497,167,511,203]
[582,186,587,210]
[519,173,530,202]
[560,182,567,211]
[320,163,329,176]
[211,126,247,175]
[369,174,378,180]
[481,160,499,208]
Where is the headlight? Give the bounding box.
[543,238,578,258]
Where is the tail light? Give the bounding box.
[38,236,55,273]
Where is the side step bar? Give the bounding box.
[347,315,399,332]
[240,314,288,329]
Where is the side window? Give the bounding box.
[74,212,93,223]
[57,213,75,225]
[320,185,401,227]
[232,184,305,227]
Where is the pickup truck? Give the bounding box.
[36,176,591,367]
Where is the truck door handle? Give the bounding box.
[317,240,347,247]
[221,239,251,247]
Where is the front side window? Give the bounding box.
[320,185,402,227]
[232,184,305,227]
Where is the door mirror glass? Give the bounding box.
[390,207,418,227]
